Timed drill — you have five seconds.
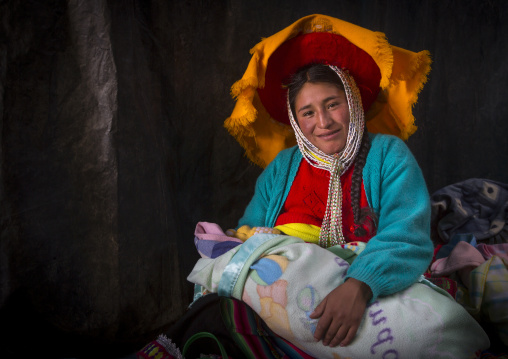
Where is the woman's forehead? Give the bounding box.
[296,82,346,101]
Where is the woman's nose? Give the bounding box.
[316,109,332,128]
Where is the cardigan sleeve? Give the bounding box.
[237,164,273,228]
[344,135,434,301]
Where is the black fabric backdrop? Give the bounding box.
[1,0,507,357]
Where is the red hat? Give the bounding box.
[257,32,381,125]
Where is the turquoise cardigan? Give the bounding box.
[237,133,434,301]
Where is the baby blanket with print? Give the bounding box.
[187,232,490,359]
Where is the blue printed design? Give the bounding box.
[250,258,283,285]
[297,285,320,334]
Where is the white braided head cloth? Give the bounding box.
[286,65,365,247]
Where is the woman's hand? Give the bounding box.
[309,278,372,347]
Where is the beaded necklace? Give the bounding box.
[287,66,364,248]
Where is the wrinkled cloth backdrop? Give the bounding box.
[1,0,507,357]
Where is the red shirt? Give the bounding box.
[275,160,375,243]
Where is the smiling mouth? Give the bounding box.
[317,129,341,139]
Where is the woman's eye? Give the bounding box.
[328,102,338,109]
[302,111,313,117]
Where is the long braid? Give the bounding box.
[350,132,377,237]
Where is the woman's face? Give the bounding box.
[294,82,350,155]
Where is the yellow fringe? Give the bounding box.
[372,32,394,89]
[231,77,258,99]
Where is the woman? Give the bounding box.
[139,15,489,359]
[235,62,433,348]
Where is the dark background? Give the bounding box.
[1,0,507,357]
